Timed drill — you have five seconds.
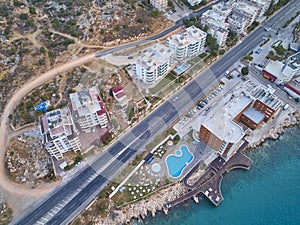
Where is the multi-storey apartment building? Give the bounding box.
[150,0,168,11]
[133,43,172,85]
[167,25,207,61]
[40,107,81,159]
[201,10,229,46]
[70,86,109,133]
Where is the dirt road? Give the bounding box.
[0,53,96,215]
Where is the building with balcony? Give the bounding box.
[70,86,109,133]
[40,107,81,159]
[201,9,229,46]
[133,43,172,85]
[167,25,207,61]
[150,0,168,11]
[187,0,202,7]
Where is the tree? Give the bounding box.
[29,7,37,14]
[241,67,249,75]
[136,18,143,23]
[19,13,28,20]
[206,34,219,53]
[274,44,286,55]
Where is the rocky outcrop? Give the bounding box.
[248,111,300,149]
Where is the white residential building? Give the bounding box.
[133,43,172,85]
[40,107,81,159]
[188,0,202,7]
[167,25,207,61]
[201,10,229,46]
[70,86,109,133]
[150,0,168,11]
[245,0,271,18]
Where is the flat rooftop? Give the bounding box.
[264,60,297,83]
[135,43,172,72]
[167,25,207,47]
[70,86,105,118]
[242,107,265,124]
[203,93,251,144]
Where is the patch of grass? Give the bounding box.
[149,73,176,94]
[200,163,207,170]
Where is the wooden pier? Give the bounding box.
[166,141,253,208]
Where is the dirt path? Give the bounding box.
[0,52,96,215]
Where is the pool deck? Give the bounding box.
[165,140,253,208]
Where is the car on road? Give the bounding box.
[203,98,208,104]
[173,96,178,102]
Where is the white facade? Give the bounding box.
[167,25,207,61]
[150,0,168,11]
[133,43,172,85]
[188,0,202,7]
[201,10,229,46]
[245,0,271,18]
[70,86,109,133]
[40,107,81,159]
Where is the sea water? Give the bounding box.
[139,127,300,225]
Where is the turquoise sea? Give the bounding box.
[138,127,300,225]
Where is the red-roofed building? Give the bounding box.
[284,79,300,99]
[112,85,127,106]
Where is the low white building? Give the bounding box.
[40,107,81,159]
[133,43,172,85]
[167,25,207,61]
[70,86,109,133]
[150,0,168,11]
[188,0,202,7]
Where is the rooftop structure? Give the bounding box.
[70,86,109,133]
[150,0,168,11]
[40,107,81,159]
[111,85,127,107]
[211,1,233,17]
[167,25,207,61]
[284,77,300,99]
[240,107,265,129]
[246,0,272,18]
[263,54,300,84]
[133,43,172,85]
[201,9,229,46]
[245,81,282,121]
[199,91,252,156]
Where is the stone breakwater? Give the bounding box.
[95,183,187,225]
[248,111,300,149]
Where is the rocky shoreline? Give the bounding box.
[247,111,300,149]
[91,111,300,225]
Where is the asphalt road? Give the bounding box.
[12,1,300,224]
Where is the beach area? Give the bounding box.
[89,109,300,225]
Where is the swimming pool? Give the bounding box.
[165,145,194,179]
[174,64,189,75]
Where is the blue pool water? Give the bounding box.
[174,64,189,75]
[166,145,193,178]
[139,127,300,225]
